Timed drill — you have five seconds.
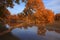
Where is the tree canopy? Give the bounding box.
[0,0,19,8]
[0,0,55,35]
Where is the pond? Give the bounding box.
[11,26,60,40]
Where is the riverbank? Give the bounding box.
[0,32,20,40]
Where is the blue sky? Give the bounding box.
[7,0,60,15]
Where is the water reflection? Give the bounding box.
[11,26,60,40]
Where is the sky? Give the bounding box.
[7,0,60,15]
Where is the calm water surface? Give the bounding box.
[11,26,60,40]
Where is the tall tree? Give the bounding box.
[23,0,45,15]
[23,0,54,25]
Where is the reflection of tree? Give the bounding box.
[47,24,60,34]
[37,26,46,36]
[48,28,60,34]
[55,29,60,33]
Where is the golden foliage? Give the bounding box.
[5,0,55,27]
[0,0,55,35]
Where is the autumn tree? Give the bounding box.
[0,0,55,35]
[0,0,26,25]
[0,0,19,22]
[23,0,54,26]
[0,0,28,18]
[0,0,21,35]
[23,0,45,15]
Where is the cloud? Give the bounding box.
[43,0,60,13]
[46,0,60,6]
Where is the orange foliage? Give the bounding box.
[6,0,54,27]
[0,0,55,35]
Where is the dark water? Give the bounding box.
[11,26,60,40]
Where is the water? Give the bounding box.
[11,26,60,40]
